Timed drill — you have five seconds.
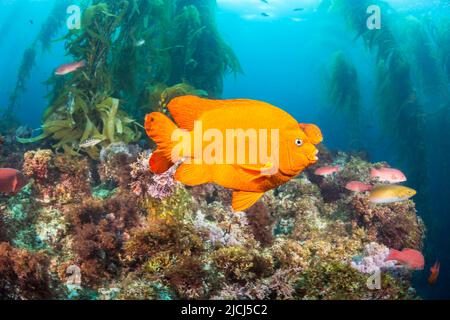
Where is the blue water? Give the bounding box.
[218,0,450,300]
[1,0,449,299]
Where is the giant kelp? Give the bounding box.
[433,16,450,85]
[20,1,142,159]
[1,47,36,132]
[111,0,242,118]
[394,15,448,103]
[331,0,428,193]
[2,0,73,131]
[19,0,241,158]
[169,0,242,96]
[326,51,362,149]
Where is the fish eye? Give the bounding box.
[295,138,303,147]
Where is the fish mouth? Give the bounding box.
[308,150,319,162]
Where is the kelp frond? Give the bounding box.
[326,51,362,149]
[19,0,242,159]
[327,51,360,114]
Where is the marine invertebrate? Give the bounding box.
[0,97,427,301]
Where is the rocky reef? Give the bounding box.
[0,142,425,300]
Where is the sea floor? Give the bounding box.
[0,137,424,300]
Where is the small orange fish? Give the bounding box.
[428,261,440,285]
[0,168,28,194]
[314,165,340,176]
[145,95,322,211]
[55,60,85,76]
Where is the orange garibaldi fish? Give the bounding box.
[145,95,322,211]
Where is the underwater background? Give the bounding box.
[0,0,449,300]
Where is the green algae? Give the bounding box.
[16,0,241,159]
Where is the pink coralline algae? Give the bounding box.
[130,152,178,200]
[351,242,397,274]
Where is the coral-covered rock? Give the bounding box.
[351,242,397,274]
[129,152,178,200]
[351,195,425,250]
[23,150,91,203]
[65,195,143,286]
[212,246,274,283]
[0,142,425,300]
[0,242,54,299]
[245,202,274,247]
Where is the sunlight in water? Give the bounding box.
[217,0,442,20]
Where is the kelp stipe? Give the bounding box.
[434,16,450,87]
[331,0,428,196]
[37,0,75,52]
[19,1,141,159]
[16,0,242,159]
[395,15,448,103]
[325,51,362,150]
[3,0,73,131]
[0,46,36,133]
[171,0,243,97]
